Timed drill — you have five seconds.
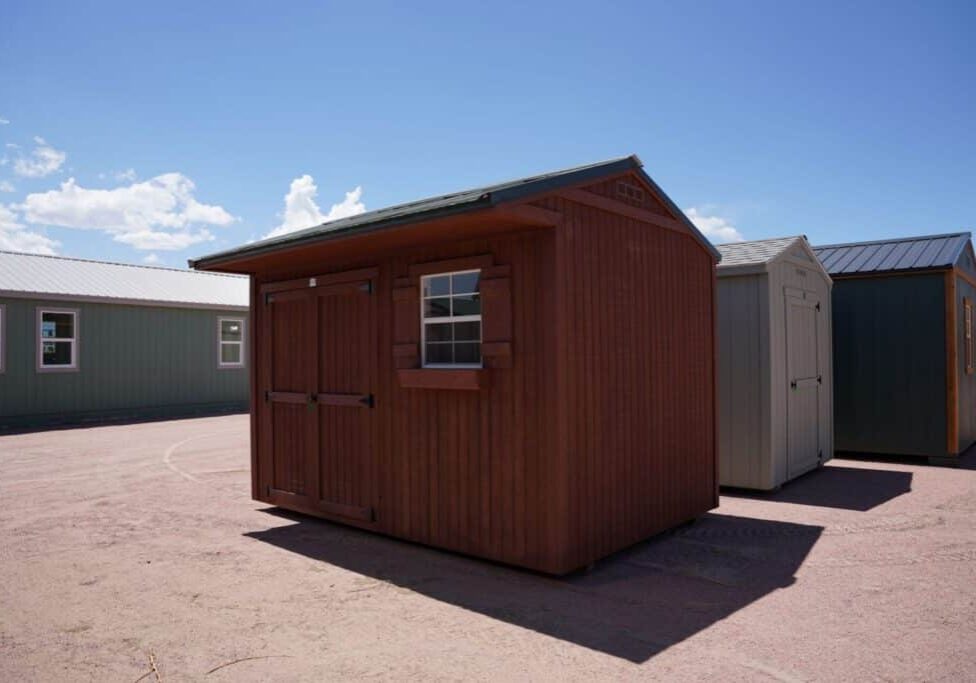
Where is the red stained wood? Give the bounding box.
[397,369,490,391]
[226,177,716,575]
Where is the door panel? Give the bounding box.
[265,289,315,498]
[315,281,375,518]
[786,292,821,477]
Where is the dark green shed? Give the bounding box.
[814,232,976,463]
[0,251,250,430]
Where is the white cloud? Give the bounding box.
[0,180,14,192]
[0,204,59,255]
[142,253,160,264]
[114,168,137,182]
[684,207,744,243]
[0,117,9,125]
[13,136,66,178]
[19,172,236,251]
[265,175,365,239]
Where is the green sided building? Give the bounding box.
[814,232,976,464]
[0,250,250,430]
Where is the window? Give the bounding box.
[421,270,482,367]
[38,308,78,370]
[966,298,974,375]
[218,317,245,368]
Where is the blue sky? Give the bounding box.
[1,1,973,267]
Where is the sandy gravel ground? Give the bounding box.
[1,414,975,681]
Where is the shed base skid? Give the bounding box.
[257,491,712,576]
[927,455,964,468]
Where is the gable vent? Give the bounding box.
[616,181,645,206]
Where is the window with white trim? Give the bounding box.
[38,309,78,369]
[218,317,245,368]
[421,270,482,367]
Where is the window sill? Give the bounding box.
[397,368,490,391]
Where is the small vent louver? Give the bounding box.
[616,181,644,206]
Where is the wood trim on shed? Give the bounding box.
[260,267,380,296]
[954,266,976,291]
[946,270,959,454]
[829,268,952,281]
[711,267,719,505]
[555,188,685,234]
[407,254,494,279]
[396,368,490,391]
[249,277,260,501]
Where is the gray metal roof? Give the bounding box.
[0,250,249,309]
[716,236,803,269]
[813,232,972,276]
[190,154,721,269]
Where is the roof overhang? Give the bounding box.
[190,155,721,273]
[0,290,249,311]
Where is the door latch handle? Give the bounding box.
[790,380,797,389]
[307,393,317,411]
[360,394,375,408]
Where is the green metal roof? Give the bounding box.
[814,232,972,275]
[189,155,720,269]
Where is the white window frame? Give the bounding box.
[420,269,483,369]
[37,307,79,372]
[218,316,246,369]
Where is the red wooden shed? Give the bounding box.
[191,155,720,574]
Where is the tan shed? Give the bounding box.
[716,236,833,490]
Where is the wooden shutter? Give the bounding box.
[480,265,513,369]
[392,276,420,369]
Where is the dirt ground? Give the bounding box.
[1,415,974,681]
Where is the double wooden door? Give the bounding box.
[260,269,376,522]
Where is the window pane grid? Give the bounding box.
[421,269,482,368]
[38,309,77,369]
[218,317,245,368]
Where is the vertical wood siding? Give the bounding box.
[252,230,563,571]
[952,270,976,454]
[545,193,717,570]
[716,274,768,488]
[0,298,249,428]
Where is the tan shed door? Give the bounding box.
[785,290,821,478]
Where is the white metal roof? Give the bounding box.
[0,250,249,310]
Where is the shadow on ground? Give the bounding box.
[246,511,821,663]
[723,463,913,511]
